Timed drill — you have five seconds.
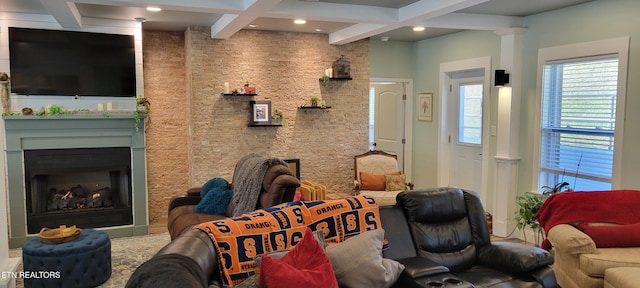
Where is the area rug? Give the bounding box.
[9,232,171,287]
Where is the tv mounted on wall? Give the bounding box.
[9,27,136,97]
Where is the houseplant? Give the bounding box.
[272,109,285,125]
[515,181,572,245]
[310,97,320,107]
[134,95,150,131]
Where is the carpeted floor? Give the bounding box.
[9,232,171,287]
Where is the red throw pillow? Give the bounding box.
[258,228,338,288]
[360,171,401,191]
[577,222,640,248]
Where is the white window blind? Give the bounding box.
[540,56,618,191]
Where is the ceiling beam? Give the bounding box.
[40,0,83,29]
[210,0,281,39]
[328,0,491,45]
[265,1,397,24]
[422,13,524,30]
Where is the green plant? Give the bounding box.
[321,74,330,84]
[310,97,320,106]
[515,192,546,245]
[515,182,572,245]
[272,109,285,124]
[134,111,142,131]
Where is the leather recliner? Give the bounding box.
[382,188,557,288]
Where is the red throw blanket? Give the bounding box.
[535,190,640,250]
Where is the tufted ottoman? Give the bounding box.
[22,228,112,288]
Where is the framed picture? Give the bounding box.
[284,158,301,180]
[417,93,433,122]
[250,100,272,125]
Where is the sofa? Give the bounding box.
[536,190,640,288]
[129,187,556,288]
[167,154,300,239]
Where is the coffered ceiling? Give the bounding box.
[1,0,594,44]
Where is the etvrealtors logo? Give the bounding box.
[2,271,61,279]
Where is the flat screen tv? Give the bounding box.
[9,27,136,97]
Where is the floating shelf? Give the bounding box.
[221,93,257,97]
[319,77,352,81]
[248,123,283,127]
[298,106,331,109]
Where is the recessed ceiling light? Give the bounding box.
[134,17,146,23]
[413,26,425,32]
[315,28,323,32]
[248,24,258,28]
[294,19,306,25]
[146,6,162,12]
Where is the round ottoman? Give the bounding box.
[22,228,111,288]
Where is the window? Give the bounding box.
[539,57,618,191]
[458,83,483,145]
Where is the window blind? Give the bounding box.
[540,57,618,190]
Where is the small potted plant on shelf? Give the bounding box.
[310,97,320,107]
[273,109,285,125]
[134,95,150,131]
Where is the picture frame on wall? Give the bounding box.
[250,100,272,125]
[417,93,433,122]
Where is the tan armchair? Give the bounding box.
[354,150,412,206]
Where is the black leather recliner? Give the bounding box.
[380,187,557,288]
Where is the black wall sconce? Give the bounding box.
[495,69,510,87]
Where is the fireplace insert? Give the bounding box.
[24,147,133,234]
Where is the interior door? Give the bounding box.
[448,77,484,192]
[372,83,405,171]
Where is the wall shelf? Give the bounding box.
[298,106,331,109]
[221,93,257,97]
[248,123,282,127]
[319,77,351,81]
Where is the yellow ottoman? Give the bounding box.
[604,267,640,288]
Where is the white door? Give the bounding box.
[371,83,405,171]
[448,76,484,192]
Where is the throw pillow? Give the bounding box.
[576,222,640,248]
[193,195,382,286]
[384,174,407,191]
[325,228,404,288]
[194,178,234,215]
[259,228,338,288]
[360,171,401,191]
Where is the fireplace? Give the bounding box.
[24,147,133,234]
[4,114,148,248]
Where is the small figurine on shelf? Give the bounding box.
[244,81,256,94]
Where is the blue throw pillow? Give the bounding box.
[200,177,229,198]
[194,178,234,215]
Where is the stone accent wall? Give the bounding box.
[144,28,369,224]
[142,31,190,223]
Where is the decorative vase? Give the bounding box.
[0,80,9,114]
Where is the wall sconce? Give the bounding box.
[495,69,510,87]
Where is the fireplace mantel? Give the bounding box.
[4,113,148,248]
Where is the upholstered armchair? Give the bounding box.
[354,150,413,205]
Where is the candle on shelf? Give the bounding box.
[98,103,104,111]
[106,102,113,111]
[224,82,230,94]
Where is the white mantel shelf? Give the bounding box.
[3,110,143,120]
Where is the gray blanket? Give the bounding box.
[231,153,287,217]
